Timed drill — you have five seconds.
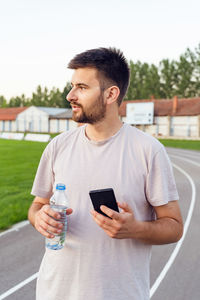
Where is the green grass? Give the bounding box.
[158,139,200,151]
[0,139,47,230]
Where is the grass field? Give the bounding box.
[0,139,47,230]
[159,139,200,151]
[0,137,199,231]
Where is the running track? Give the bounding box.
[0,148,199,300]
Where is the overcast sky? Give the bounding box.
[0,0,199,99]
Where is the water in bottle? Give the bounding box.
[45,183,69,250]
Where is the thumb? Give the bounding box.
[118,202,134,214]
[66,208,73,215]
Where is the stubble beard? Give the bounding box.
[71,93,106,124]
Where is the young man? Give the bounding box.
[28,48,183,300]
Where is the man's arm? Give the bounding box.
[90,200,183,245]
[28,197,73,238]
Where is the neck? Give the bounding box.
[85,116,123,142]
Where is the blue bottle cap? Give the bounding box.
[56,183,66,190]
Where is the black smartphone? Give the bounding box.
[89,188,119,218]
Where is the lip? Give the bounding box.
[71,105,81,112]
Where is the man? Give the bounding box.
[28,47,183,300]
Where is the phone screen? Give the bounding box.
[89,188,119,218]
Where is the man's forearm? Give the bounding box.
[28,202,43,227]
[92,200,183,243]
[28,196,49,227]
[135,217,183,245]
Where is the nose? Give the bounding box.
[66,87,77,103]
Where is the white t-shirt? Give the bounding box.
[31,123,179,300]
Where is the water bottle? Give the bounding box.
[45,183,69,250]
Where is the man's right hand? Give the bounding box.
[35,204,63,238]
[28,199,73,238]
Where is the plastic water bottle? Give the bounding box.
[45,183,69,250]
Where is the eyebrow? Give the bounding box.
[71,82,90,88]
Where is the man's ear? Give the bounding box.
[104,86,120,105]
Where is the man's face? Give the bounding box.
[66,68,106,124]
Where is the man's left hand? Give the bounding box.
[90,202,140,239]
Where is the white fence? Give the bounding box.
[123,115,200,138]
[0,132,24,140]
[0,119,77,133]
[0,132,51,142]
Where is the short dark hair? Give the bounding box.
[68,47,130,106]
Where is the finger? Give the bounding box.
[42,213,63,231]
[92,215,117,234]
[90,210,113,226]
[66,208,73,215]
[100,205,121,221]
[35,219,56,238]
[92,216,110,230]
[38,224,55,238]
[40,219,62,235]
[91,214,123,237]
[106,230,126,239]
[117,202,133,213]
[43,205,61,219]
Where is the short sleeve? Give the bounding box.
[31,143,54,199]
[145,146,179,206]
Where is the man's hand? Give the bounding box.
[90,200,183,244]
[90,202,140,239]
[29,201,73,238]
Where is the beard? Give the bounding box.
[71,93,106,124]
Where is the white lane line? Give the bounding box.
[0,273,38,300]
[170,154,200,168]
[177,152,200,160]
[171,149,200,157]
[0,221,29,238]
[150,161,196,298]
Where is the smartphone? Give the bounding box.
[89,188,119,218]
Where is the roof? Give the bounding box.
[119,97,200,117]
[37,107,67,116]
[0,107,28,120]
[50,109,72,119]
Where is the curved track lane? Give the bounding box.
[0,148,199,300]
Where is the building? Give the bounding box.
[1,98,200,138]
[119,97,200,138]
[0,107,28,132]
[0,106,77,133]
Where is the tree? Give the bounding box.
[125,43,200,100]
[61,82,72,108]
[125,60,138,100]
[191,44,200,96]
[48,88,63,107]
[126,61,161,100]
[0,96,7,108]
[31,85,49,106]
[175,49,196,97]
[9,96,23,107]
[159,59,178,98]
[28,84,71,108]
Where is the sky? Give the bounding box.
[0,0,200,100]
